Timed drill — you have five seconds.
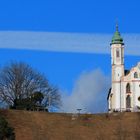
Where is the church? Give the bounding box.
[107,25,140,112]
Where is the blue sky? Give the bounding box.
[0,0,140,113]
[0,0,140,33]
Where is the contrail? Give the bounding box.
[0,31,139,55]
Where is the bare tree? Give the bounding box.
[42,86,61,109]
[0,62,61,110]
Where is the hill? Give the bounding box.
[1,110,140,140]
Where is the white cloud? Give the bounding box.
[0,31,139,55]
[61,69,110,113]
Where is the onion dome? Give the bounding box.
[111,24,124,45]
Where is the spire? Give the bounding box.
[111,23,124,45]
[116,22,118,32]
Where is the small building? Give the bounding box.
[107,24,140,112]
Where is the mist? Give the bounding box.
[61,69,110,113]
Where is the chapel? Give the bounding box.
[107,24,140,112]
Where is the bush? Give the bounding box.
[0,115,15,140]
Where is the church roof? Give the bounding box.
[111,24,124,45]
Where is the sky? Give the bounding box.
[0,0,140,113]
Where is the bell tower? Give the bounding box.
[110,24,124,111]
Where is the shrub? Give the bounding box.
[0,115,15,140]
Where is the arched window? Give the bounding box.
[134,72,138,78]
[116,49,120,57]
[126,95,131,108]
[126,83,130,93]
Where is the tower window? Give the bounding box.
[116,49,120,57]
[134,72,138,78]
[126,83,130,93]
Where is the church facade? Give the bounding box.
[107,25,140,112]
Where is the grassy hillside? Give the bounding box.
[1,110,140,140]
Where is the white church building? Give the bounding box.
[107,25,140,112]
